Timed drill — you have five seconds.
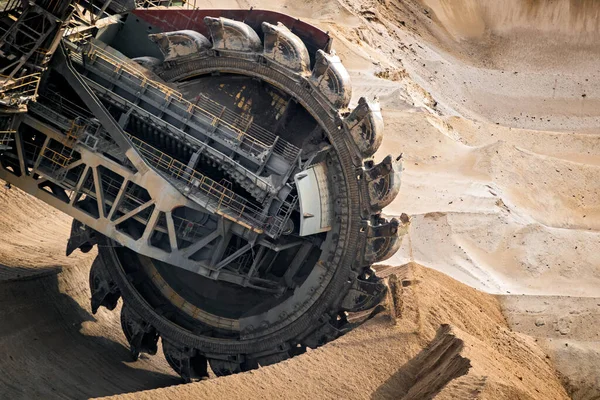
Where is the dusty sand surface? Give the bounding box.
[318,2,600,396]
[99,263,568,400]
[501,295,600,400]
[1,0,599,398]
[0,189,180,399]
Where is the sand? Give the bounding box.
[98,264,569,400]
[1,0,599,398]
[0,188,180,399]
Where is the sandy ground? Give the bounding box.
[98,263,569,400]
[0,0,599,398]
[0,189,181,399]
[329,1,600,396]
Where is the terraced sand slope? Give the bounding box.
[299,0,600,396]
[2,186,568,400]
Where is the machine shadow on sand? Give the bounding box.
[0,269,180,400]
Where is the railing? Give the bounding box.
[28,47,52,66]
[22,140,41,163]
[29,93,294,236]
[268,194,298,236]
[0,130,14,149]
[40,146,74,168]
[2,0,21,13]
[126,134,271,232]
[157,215,206,242]
[64,118,86,145]
[135,0,199,9]
[80,42,300,163]
[64,25,93,43]
[40,91,94,120]
[0,72,42,105]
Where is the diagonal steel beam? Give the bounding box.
[112,200,155,226]
[215,243,251,271]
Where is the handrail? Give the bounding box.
[40,91,94,120]
[0,72,41,105]
[135,1,200,9]
[0,72,41,91]
[40,146,73,168]
[29,99,290,235]
[64,119,86,144]
[125,134,269,232]
[80,42,300,162]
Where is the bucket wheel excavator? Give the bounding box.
[0,0,408,381]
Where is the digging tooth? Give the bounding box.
[362,215,410,265]
[360,155,403,216]
[208,355,260,376]
[261,22,310,74]
[310,49,352,108]
[67,219,97,256]
[162,340,208,383]
[341,267,388,312]
[149,30,211,62]
[131,56,161,69]
[120,303,159,361]
[340,212,408,314]
[344,97,384,158]
[298,313,350,349]
[89,256,120,314]
[204,17,262,53]
[252,352,288,367]
[208,359,242,377]
[289,343,307,357]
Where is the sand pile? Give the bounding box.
[97,263,568,400]
[502,295,600,400]
[0,187,180,399]
[0,187,90,270]
[293,0,600,396]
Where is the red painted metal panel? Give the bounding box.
[131,8,332,53]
